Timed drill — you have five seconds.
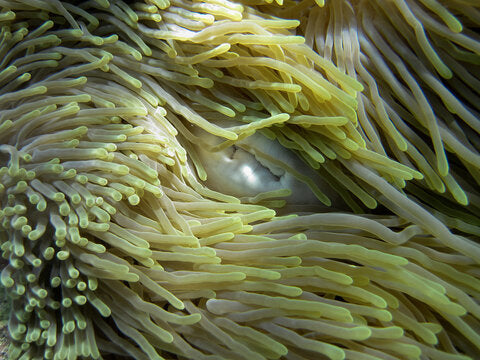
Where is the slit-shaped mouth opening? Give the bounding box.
[190,130,348,211]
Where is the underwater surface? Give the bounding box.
[0,0,479,359]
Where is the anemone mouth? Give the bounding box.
[0,1,479,360]
[192,132,345,210]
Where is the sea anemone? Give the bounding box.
[0,0,479,359]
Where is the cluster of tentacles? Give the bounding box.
[0,0,479,359]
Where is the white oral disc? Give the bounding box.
[194,133,342,208]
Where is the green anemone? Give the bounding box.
[0,0,479,359]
